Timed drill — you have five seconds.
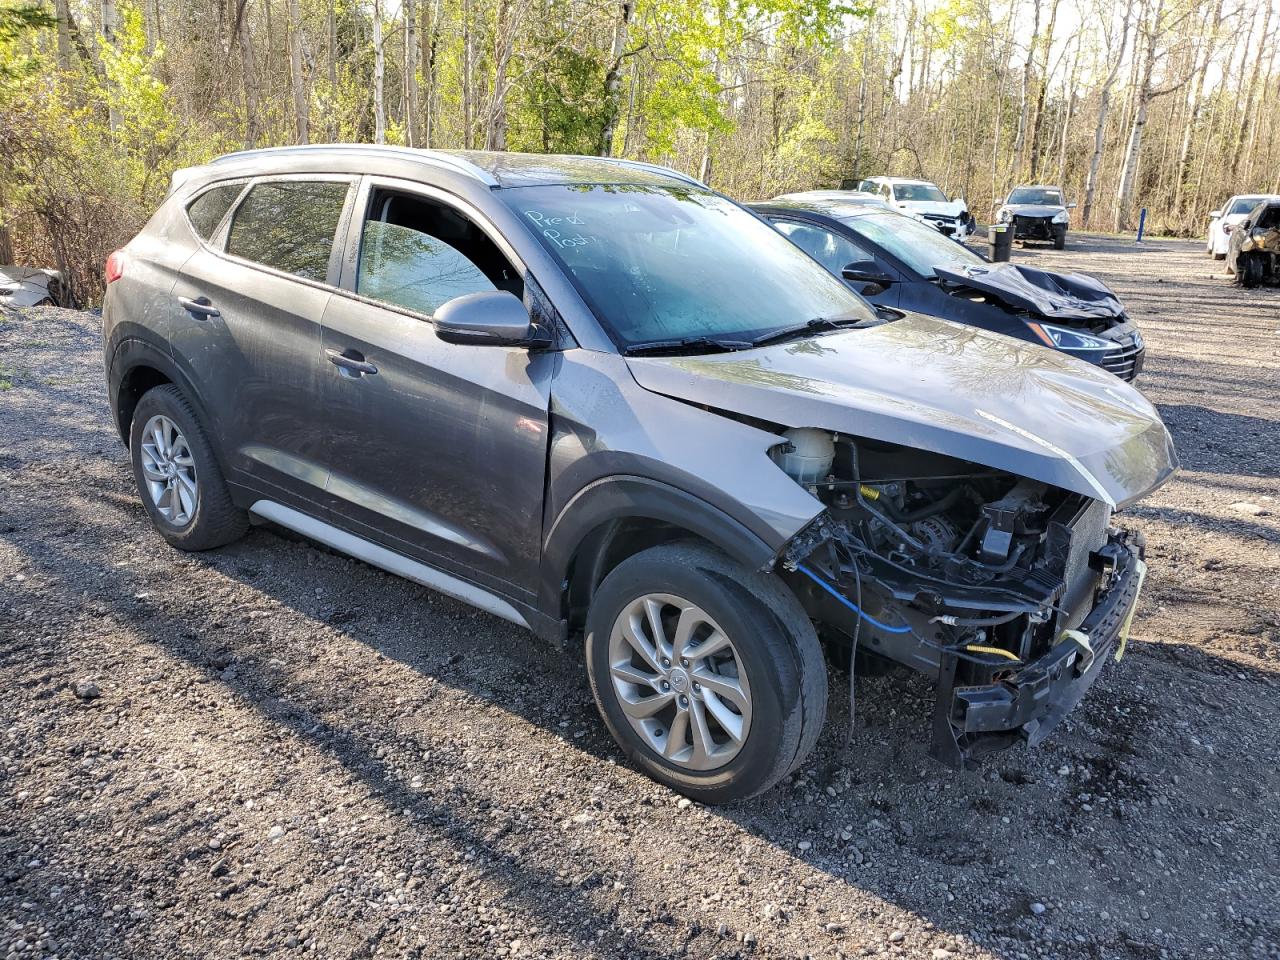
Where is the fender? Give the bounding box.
[538,475,778,621]
[107,335,228,472]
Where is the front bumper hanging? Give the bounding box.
[930,533,1147,768]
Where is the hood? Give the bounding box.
[896,199,967,217]
[1001,203,1066,218]
[934,263,1124,321]
[625,315,1176,509]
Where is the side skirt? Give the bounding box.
[248,499,531,630]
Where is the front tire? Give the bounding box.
[129,384,248,551]
[585,543,827,803]
[1239,253,1264,288]
[1053,228,1067,250]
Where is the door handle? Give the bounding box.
[178,295,220,319]
[326,349,378,377]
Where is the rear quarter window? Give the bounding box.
[226,180,350,282]
[186,183,244,241]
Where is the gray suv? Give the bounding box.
[103,146,1177,802]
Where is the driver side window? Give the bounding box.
[356,189,522,317]
[772,220,873,277]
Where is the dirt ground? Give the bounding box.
[1,235,1277,960]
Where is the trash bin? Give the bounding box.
[988,223,1012,262]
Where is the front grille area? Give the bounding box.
[923,215,959,236]
[1101,341,1143,381]
[1012,215,1055,239]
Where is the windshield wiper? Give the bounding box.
[747,314,876,348]
[622,335,754,357]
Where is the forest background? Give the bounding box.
[2,0,1278,304]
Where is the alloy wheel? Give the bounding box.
[139,414,199,527]
[607,593,753,770]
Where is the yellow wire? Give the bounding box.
[965,644,1022,662]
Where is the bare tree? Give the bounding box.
[287,0,309,144]
[373,0,386,144]
[1082,0,1132,225]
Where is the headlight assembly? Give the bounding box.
[1028,323,1112,352]
[1052,210,1070,224]
[999,209,1012,223]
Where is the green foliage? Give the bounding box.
[0,2,55,86]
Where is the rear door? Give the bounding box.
[319,178,553,599]
[170,176,356,510]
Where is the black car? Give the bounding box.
[749,195,1145,381]
[1226,198,1280,288]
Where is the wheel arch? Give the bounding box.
[540,476,782,634]
[108,338,223,466]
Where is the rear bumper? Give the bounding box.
[931,531,1145,766]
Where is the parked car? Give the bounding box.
[994,185,1073,249]
[852,176,975,239]
[1226,197,1280,287]
[1206,194,1279,259]
[750,194,1146,381]
[0,265,77,308]
[103,146,1176,802]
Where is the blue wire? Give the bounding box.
[796,563,914,634]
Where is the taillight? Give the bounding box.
[105,250,126,284]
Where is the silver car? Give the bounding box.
[103,146,1177,802]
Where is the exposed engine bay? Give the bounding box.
[770,427,1146,767]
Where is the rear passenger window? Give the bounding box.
[186,184,244,241]
[356,190,522,316]
[226,180,350,282]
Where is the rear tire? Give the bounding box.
[129,384,248,551]
[585,543,827,803]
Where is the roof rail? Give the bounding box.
[208,144,499,187]
[596,157,706,189]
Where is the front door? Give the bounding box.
[769,218,901,307]
[171,176,355,510]
[319,180,553,600]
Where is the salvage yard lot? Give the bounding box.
[1,235,1277,960]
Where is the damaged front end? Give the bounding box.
[772,429,1148,768]
[935,263,1144,381]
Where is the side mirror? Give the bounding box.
[433,290,550,348]
[1209,210,1223,219]
[841,260,895,288]
[1066,202,1077,210]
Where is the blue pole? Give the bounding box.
[1136,207,1147,243]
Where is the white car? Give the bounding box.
[1207,194,1280,259]
[854,176,974,240]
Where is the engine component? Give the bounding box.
[771,428,835,485]
[979,479,1046,561]
[907,515,959,553]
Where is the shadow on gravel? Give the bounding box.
[9,499,1280,959]
[1156,403,1280,479]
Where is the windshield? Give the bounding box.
[842,212,984,278]
[1229,196,1266,215]
[893,183,947,203]
[1007,188,1063,206]
[502,184,875,348]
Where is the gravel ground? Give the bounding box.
[1,236,1277,960]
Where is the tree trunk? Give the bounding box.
[420,0,438,147]
[100,0,121,131]
[597,1,635,156]
[288,0,309,144]
[462,0,473,149]
[1082,1,1131,225]
[54,0,74,69]
[485,0,514,150]
[1027,0,1061,180]
[404,0,419,147]
[372,0,386,144]
[1011,0,1043,178]
[1229,3,1272,179]
[327,4,338,140]
[236,0,260,147]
